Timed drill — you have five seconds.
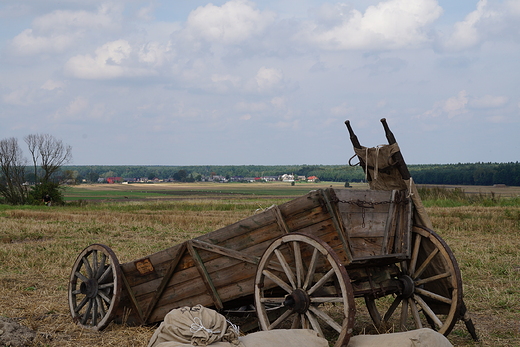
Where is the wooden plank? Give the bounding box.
[142,242,187,323]
[186,241,223,309]
[382,190,398,255]
[321,188,352,263]
[190,239,259,265]
[120,271,145,324]
[271,205,290,234]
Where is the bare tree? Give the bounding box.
[24,134,73,184]
[24,134,41,184]
[0,137,28,204]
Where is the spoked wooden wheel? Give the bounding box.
[255,233,356,347]
[68,244,122,330]
[364,226,462,335]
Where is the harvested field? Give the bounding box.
[0,182,519,346]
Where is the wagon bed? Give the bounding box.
[69,119,478,347]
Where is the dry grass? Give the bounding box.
[1,184,519,346]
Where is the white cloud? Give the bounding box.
[438,0,495,51]
[138,41,170,67]
[8,4,122,56]
[184,0,275,45]
[64,40,154,79]
[41,79,65,91]
[330,103,354,116]
[2,87,31,106]
[10,28,75,55]
[303,0,442,50]
[255,67,283,91]
[32,5,118,33]
[270,97,286,109]
[469,95,508,109]
[417,90,469,119]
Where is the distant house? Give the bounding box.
[106,177,122,184]
[307,176,319,182]
[281,174,294,182]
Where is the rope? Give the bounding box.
[407,177,414,198]
[190,317,221,335]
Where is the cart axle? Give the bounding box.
[284,289,311,314]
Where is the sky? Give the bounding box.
[1,0,519,166]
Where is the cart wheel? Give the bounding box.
[68,244,122,330]
[255,233,356,347]
[364,226,462,336]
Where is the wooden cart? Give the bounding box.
[68,120,477,346]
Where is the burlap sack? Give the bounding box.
[347,328,453,347]
[147,305,242,347]
[238,329,328,347]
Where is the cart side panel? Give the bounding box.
[333,189,412,262]
[117,189,341,325]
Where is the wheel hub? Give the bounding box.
[399,275,415,298]
[283,288,310,314]
[80,278,99,299]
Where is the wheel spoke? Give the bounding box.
[75,271,89,283]
[81,256,93,278]
[305,310,324,337]
[98,266,113,284]
[413,248,439,279]
[415,272,451,286]
[308,305,342,333]
[274,249,296,289]
[400,298,409,330]
[310,297,344,303]
[414,294,443,329]
[260,297,285,304]
[268,308,293,329]
[293,242,303,288]
[308,268,335,295]
[98,290,112,305]
[415,288,452,305]
[92,250,98,276]
[98,282,114,290]
[291,314,300,329]
[74,296,89,313]
[409,233,422,275]
[81,299,94,325]
[301,314,310,329]
[92,299,98,326]
[262,269,293,293]
[96,296,106,317]
[383,296,402,322]
[303,248,319,290]
[96,253,107,279]
[409,298,423,329]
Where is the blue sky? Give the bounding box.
[1,0,519,165]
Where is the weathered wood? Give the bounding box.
[190,239,260,265]
[186,241,223,310]
[112,187,416,329]
[141,242,187,323]
[321,189,353,263]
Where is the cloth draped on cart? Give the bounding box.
[147,305,328,347]
[353,143,433,230]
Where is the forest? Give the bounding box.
[62,162,520,186]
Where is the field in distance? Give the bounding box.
[63,181,520,202]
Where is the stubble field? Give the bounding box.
[0,182,519,346]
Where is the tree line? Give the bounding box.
[63,162,520,186]
[0,134,72,205]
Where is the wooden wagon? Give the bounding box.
[68,119,477,346]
